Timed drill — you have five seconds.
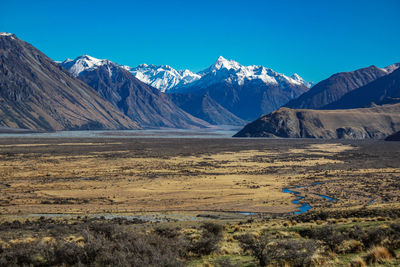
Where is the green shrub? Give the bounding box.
[189,222,223,256]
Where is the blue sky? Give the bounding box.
[1,0,399,82]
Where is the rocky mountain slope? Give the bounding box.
[323,68,400,109]
[61,56,210,129]
[234,104,400,139]
[285,64,399,109]
[0,33,139,131]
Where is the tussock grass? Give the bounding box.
[364,246,392,264]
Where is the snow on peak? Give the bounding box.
[206,56,241,73]
[383,63,400,74]
[62,58,73,63]
[128,64,201,92]
[0,32,13,36]
[192,56,312,88]
[0,32,15,39]
[60,54,312,92]
[290,73,314,88]
[61,55,111,76]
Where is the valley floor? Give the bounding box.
[0,137,400,266]
[0,138,399,215]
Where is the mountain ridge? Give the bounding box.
[127,64,201,92]
[175,56,312,92]
[0,33,139,131]
[323,68,400,109]
[284,64,399,109]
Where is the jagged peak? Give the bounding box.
[61,54,112,76]
[291,73,301,79]
[383,63,400,74]
[0,32,14,37]
[212,56,241,71]
[129,63,201,92]
[62,58,73,64]
[0,32,16,40]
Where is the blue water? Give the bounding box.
[282,187,313,214]
[315,194,337,202]
[282,182,337,214]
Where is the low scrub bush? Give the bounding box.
[364,246,393,264]
[237,233,270,266]
[0,222,186,267]
[238,233,317,267]
[189,222,223,256]
[299,225,348,252]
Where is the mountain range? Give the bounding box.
[168,56,311,121]
[235,63,400,139]
[60,56,210,129]
[2,32,400,139]
[61,55,311,125]
[126,57,312,94]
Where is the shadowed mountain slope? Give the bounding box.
[324,68,400,109]
[0,33,139,131]
[285,65,398,109]
[169,93,246,126]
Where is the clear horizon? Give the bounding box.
[1,0,399,83]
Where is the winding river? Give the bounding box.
[282,182,337,214]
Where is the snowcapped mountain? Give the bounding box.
[61,55,117,77]
[177,56,312,92]
[172,56,310,121]
[124,56,312,93]
[60,55,311,122]
[127,64,201,92]
[64,55,312,94]
[60,55,211,129]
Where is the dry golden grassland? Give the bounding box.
[0,138,400,266]
[0,138,399,217]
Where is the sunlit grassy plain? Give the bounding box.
[0,138,400,266]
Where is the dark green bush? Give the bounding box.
[189,222,223,256]
[299,225,348,252]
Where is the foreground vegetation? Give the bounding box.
[1,207,400,266]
